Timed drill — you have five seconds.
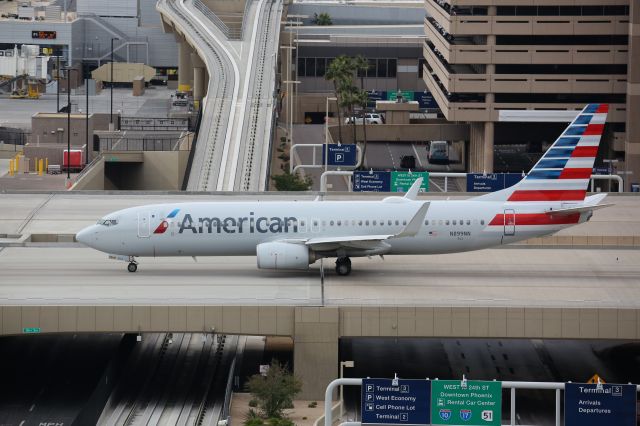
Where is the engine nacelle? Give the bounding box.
[256,242,314,270]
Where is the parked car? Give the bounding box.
[427,140,450,165]
[345,113,385,125]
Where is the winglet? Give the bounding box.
[395,202,430,238]
[404,177,423,200]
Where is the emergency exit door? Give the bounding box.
[504,209,515,236]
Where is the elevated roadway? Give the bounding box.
[158,0,281,192]
[1,192,639,399]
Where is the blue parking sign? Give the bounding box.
[322,144,357,166]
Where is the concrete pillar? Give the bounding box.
[469,121,494,173]
[193,67,205,106]
[294,307,339,400]
[624,2,640,191]
[178,41,193,92]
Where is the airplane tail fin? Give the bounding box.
[476,103,608,202]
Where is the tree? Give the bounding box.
[313,12,332,25]
[339,84,360,144]
[353,55,370,169]
[271,171,312,191]
[246,361,303,419]
[325,56,353,144]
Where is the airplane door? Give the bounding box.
[138,211,150,238]
[504,209,515,236]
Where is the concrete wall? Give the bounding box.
[328,122,469,144]
[31,113,94,147]
[2,305,639,399]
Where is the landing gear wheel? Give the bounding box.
[127,262,138,273]
[335,257,352,276]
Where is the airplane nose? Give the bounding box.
[76,225,95,246]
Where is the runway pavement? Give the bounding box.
[0,246,638,308]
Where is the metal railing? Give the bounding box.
[193,0,242,39]
[324,378,640,426]
[120,116,192,132]
[99,137,189,152]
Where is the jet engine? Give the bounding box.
[256,242,315,270]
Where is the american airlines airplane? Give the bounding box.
[76,104,611,276]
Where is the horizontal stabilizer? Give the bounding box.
[545,194,612,216]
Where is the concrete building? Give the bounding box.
[423,0,638,187]
[0,0,178,73]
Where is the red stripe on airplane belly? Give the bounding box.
[571,146,598,157]
[508,190,586,201]
[583,124,604,135]
[489,213,581,226]
[559,168,592,179]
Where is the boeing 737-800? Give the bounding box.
[76,104,611,276]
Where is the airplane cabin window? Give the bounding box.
[358,220,363,226]
[445,220,450,225]
[337,220,341,226]
[99,219,118,226]
[313,220,318,226]
[481,219,485,225]
[330,220,334,226]
[388,220,392,226]
[453,220,457,225]
[301,220,306,226]
[395,220,399,226]
[366,220,370,226]
[403,220,407,225]
[466,220,471,225]
[373,220,377,226]
[425,220,429,225]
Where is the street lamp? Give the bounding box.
[325,96,338,174]
[63,67,78,181]
[110,37,120,130]
[339,360,354,420]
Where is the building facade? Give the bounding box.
[423,0,639,188]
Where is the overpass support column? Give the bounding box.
[178,41,193,92]
[191,53,206,108]
[294,307,339,400]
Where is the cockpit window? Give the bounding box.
[97,219,119,226]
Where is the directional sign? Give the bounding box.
[466,173,524,192]
[388,90,414,102]
[23,327,41,334]
[362,378,430,425]
[391,171,429,193]
[322,144,357,166]
[353,171,391,192]
[565,383,637,426]
[430,380,501,426]
[416,92,438,109]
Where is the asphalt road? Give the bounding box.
[0,247,639,308]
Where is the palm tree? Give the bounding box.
[353,55,370,169]
[313,13,332,26]
[339,85,360,144]
[325,56,352,143]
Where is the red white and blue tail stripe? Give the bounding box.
[478,104,607,203]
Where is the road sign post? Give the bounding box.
[565,383,637,426]
[430,380,501,425]
[362,378,430,425]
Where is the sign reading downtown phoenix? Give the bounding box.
[430,380,501,425]
[362,378,430,425]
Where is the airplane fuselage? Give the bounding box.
[77,199,588,258]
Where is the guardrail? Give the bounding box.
[324,378,640,426]
[192,0,242,39]
[99,137,189,152]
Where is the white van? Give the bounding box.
[427,140,450,164]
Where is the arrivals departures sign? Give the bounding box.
[430,380,501,426]
[564,383,637,426]
[362,378,430,425]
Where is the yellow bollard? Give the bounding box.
[45,158,49,173]
[38,159,43,176]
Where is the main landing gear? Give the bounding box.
[335,257,351,276]
[127,256,138,273]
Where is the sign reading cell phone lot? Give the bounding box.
[430,380,501,425]
[565,383,637,426]
[362,378,430,425]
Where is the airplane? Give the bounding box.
[76,104,611,276]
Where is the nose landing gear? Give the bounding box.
[127,262,138,273]
[335,257,351,276]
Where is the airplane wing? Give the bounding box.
[302,202,430,251]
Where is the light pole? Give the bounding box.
[325,96,338,174]
[64,68,78,180]
[339,360,354,420]
[56,55,60,112]
[110,37,120,130]
[85,75,89,164]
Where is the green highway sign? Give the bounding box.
[431,380,501,425]
[388,90,414,101]
[391,171,429,193]
[23,327,41,334]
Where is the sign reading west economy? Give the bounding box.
[391,171,429,192]
[430,380,501,426]
[565,383,637,426]
[322,144,357,166]
[362,378,430,425]
[466,173,524,192]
